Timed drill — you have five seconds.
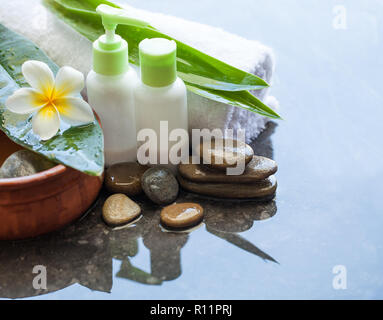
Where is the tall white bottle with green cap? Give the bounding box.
[134,38,188,166]
[87,5,150,166]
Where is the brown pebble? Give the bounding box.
[178,175,277,199]
[105,162,149,196]
[161,203,204,229]
[199,138,254,170]
[179,155,277,183]
[102,194,141,226]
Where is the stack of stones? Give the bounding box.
[178,138,278,200]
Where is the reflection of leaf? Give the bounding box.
[116,260,162,285]
[207,226,278,263]
[0,24,104,176]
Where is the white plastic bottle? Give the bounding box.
[86,5,149,166]
[134,38,189,167]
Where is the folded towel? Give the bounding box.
[0,0,279,142]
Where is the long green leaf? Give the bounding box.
[49,0,268,91]
[0,24,104,176]
[44,0,281,119]
[186,84,281,119]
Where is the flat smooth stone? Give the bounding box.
[199,138,254,170]
[141,167,179,205]
[161,203,204,229]
[178,175,277,199]
[179,156,277,183]
[105,162,149,196]
[102,194,141,226]
[0,150,55,179]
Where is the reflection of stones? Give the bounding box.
[0,187,278,298]
[184,194,277,233]
[0,122,279,297]
[0,202,112,299]
[182,191,278,263]
[205,199,278,263]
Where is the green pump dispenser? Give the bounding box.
[93,4,150,76]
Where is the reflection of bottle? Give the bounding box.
[143,223,188,281]
[134,38,189,167]
[87,5,149,166]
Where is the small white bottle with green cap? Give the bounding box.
[87,5,150,166]
[134,38,188,166]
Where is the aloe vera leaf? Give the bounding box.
[44,0,281,119]
[49,0,269,91]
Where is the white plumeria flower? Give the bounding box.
[5,60,94,140]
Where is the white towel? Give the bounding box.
[0,0,279,142]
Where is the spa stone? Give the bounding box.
[102,194,141,226]
[178,175,277,199]
[179,155,277,183]
[199,138,254,170]
[161,203,204,229]
[141,167,179,205]
[0,150,55,179]
[105,162,149,196]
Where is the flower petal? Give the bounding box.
[22,60,55,96]
[54,97,94,125]
[32,105,60,140]
[5,88,46,114]
[54,66,84,97]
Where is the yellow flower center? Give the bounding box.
[31,86,66,118]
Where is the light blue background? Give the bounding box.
[4,0,383,299]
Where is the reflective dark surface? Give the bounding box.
[1,0,383,299]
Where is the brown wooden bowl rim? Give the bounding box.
[0,163,68,189]
[0,111,101,190]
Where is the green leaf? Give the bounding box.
[186,83,281,119]
[44,0,281,119]
[0,24,104,176]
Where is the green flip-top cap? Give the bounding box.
[93,4,151,76]
[139,38,177,87]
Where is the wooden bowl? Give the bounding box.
[0,131,103,240]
